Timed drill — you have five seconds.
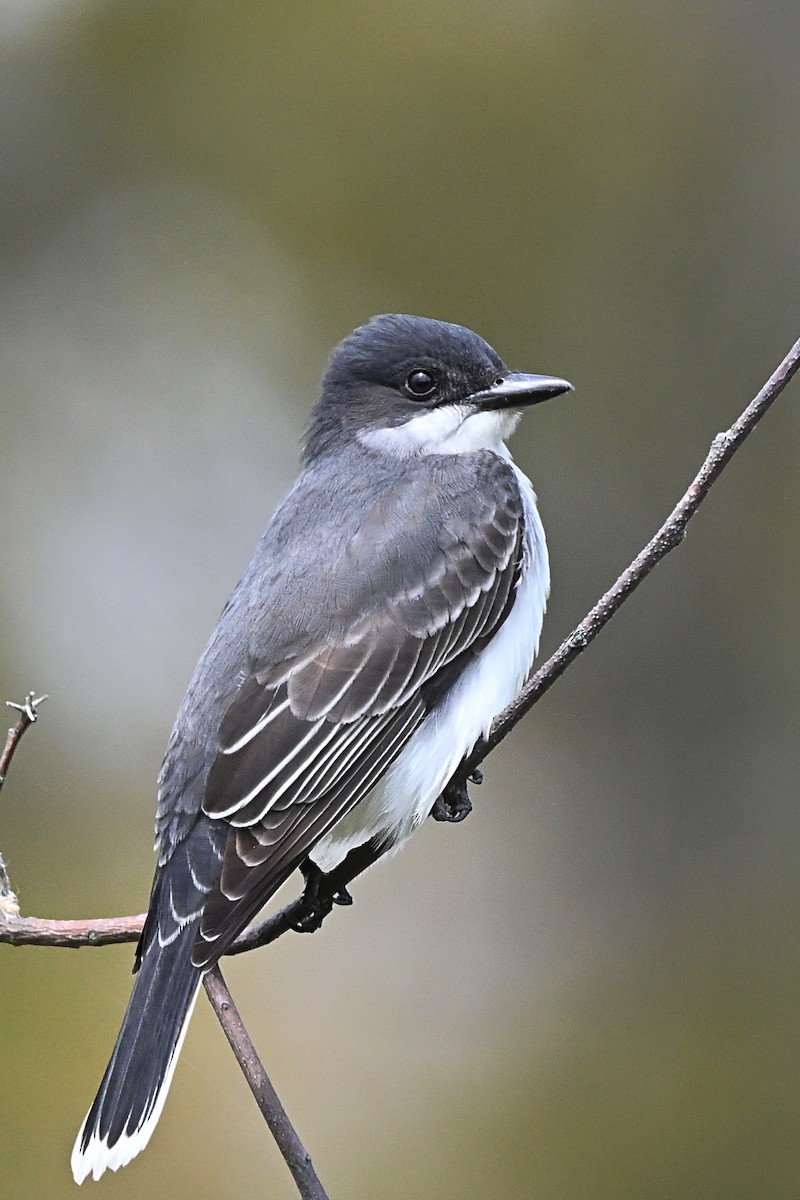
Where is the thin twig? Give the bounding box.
[0,860,344,953]
[0,692,47,915]
[456,329,800,781]
[0,912,146,947]
[203,966,330,1200]
[0,692,47,794]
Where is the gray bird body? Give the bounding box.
[72,314,570,1183]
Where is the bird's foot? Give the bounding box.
[292,862,353,934]
[430,768,482,823]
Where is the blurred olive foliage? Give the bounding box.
[1,2,798,1197]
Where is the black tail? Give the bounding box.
[71,919,201,1183]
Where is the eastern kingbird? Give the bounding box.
[71,313,572,1182]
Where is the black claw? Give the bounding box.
[469,768,483,786]
[292,861,333,933]
[431,779,473,823]
[291,901,333,934]
[292,861,353,931]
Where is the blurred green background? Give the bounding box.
[1,2,798,1197]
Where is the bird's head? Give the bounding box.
[304,314,572,462]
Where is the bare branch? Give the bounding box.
[0,691,47,916]
[0,912,146,947]
[0,858,352,953]
[0,691,47,793]
[453,328,800,784]
[203,967,330,1200]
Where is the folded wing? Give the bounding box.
[167,456,528,968]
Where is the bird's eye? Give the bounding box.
[404,369,437,398]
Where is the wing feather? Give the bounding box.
[213,707,328,821]
[220,693,290,755]
[194,699,425,965]
[162,452,530,968]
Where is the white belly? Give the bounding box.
[311,459,548,871]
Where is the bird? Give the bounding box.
[71,313,572,1183]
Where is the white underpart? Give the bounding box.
[70,983,201,1184]
[312,408,548,870]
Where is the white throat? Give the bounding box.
[359,405,521,457]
